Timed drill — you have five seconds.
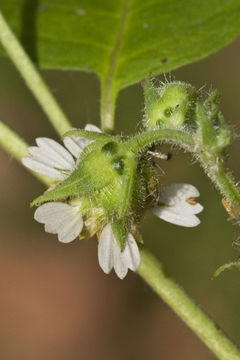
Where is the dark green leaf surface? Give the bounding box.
[1,0,240,125]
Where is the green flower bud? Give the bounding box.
[214,112,233,150]
[144,77,198,130]
[195,92,232,152]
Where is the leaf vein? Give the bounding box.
[38,34,111,52]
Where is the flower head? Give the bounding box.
[22,124,203,279]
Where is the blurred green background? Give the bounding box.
[1,35,240,360]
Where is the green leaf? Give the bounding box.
[1,0,240,128]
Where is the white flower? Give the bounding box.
[34,202,83,243]
[98,224,140,279]
[151,183,203,227]
[22,124,101,180]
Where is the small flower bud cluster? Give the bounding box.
[144,78,233,153]
[144,77,197,130]
[195,91,232,153]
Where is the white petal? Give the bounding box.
[98,224,140,279]
[34,202,83,243]
[22,157,62,178]
[112,242,128,279]
[98,224,114,274]
[84,124,102,133]
[63,135,92,158]
[152,206,200,227]
[173,201,203,215]
[22,137,75,179]
[158,183,200,206]
[27,146,71,170]
[121,233,140,272]
[36,138,75,169]
[152,183,203,227]
[63,125,101,158]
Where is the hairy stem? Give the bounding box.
[138,247,240,360]
[198,152,240,208]
[125,128,194,152]
[0,11,72,136]
[125,129,240,211]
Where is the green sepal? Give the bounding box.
[30,166,103,206]
[143,76,156,113]
[196,94,232,151]
[118,155,137,218]
[111,218,128,251]
[215,112,233,150]
[110,156,140,250]
[203,90,232,149]
[203,89,220,111]
[195,100,217,147]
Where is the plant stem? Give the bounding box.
[0,120,51,185]
[198,152,240,208]
[125,128,240,211]
[138,247,240,360]
[0,120,28,161]
[124,128,194,152]
[100,83,116,133]
[0,11,72,136]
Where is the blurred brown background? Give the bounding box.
[1,35,240,360]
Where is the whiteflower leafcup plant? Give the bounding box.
[22,119,203,279]
[19,77,239,280]
[2,5,240,360]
